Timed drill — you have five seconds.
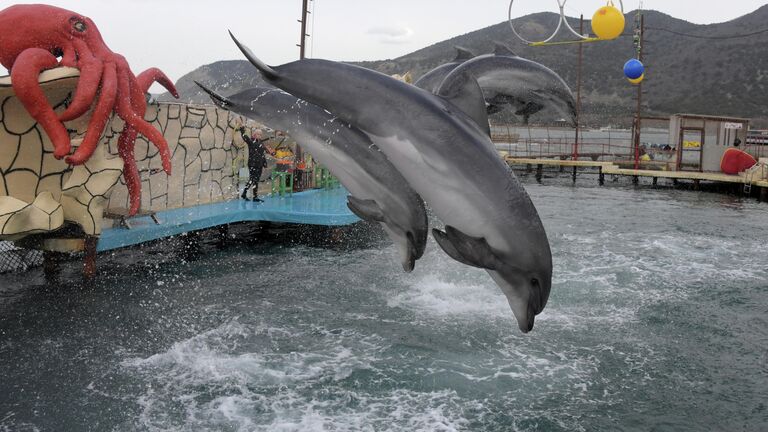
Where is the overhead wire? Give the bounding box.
[643,26,768,40]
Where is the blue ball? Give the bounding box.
[624,59,645,80]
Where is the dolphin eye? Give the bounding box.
[70,18,86,32]
[531,278,539,286]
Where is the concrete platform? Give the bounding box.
[97,187,359,252]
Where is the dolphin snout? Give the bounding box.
[515,300,539,333]
[520,311,535,333]
[401,231,422,272]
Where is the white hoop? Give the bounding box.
[508,0,625,45]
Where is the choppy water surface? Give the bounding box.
[1,181,767,431]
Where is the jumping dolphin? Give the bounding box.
[196,83,428,272]
[438,42,577,125]
[229,33,552,333]
[413,46,475,93]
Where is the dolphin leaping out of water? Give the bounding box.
[196,82,428,272]
[414,46,475,93]
[228,32,553,333]
[438,41,577,126]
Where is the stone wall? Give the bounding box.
[103,102,244,213]
[0,69,248,239]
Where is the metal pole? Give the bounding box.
[573,15,583,161]
[633,13,644,170]
[299,0,309,60]
[295,0,310,188]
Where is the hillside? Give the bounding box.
[165,6,768,127]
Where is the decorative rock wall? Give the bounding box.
[103,102,244,213]
[0,69,247,240]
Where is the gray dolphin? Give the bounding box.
[439,42,577,125]
[196,83,428,272]
[229,33,552,333]
[413,46,475,93]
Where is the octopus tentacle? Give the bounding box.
[114,63,172,175]
[65,62,117,165]
[119,67,151,216]
[11,48,71,158]
[117,68,180,215]
[59,43,78,67]
[116,126,142,215]
[136,68,179,98]
[58,39,104,122]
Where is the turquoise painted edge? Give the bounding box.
[97,188,359,252]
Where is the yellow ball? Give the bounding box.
[592,5,625,40]
[627,73,644,85]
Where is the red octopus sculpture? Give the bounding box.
[0,4,180,215]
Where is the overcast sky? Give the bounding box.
[1,0,767,92]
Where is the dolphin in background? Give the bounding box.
[228,33,553,333]
[438,42,577,125]
[414,46,475,93]
[196,83,428,272]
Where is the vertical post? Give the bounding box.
[298,0,309,60]
[83,235,98,280]
[217,224,229,249]
[633,13,644,170]
[294,0,310,189]
[573,15,583,161]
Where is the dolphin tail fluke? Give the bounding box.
[228,30,279,80]
[432,226,501,270]
[194,81,232,108]
[347,196,386,222]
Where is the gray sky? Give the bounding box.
[2,0,767,92]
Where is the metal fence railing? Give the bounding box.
[0,241,43,274]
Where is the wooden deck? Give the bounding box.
[504,156,768,189]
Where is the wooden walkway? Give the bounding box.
[504,157,768,191]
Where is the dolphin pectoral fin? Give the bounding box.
[437,73,491,137]
[432,226,502,270]
[515,101,544,117]
[493,41,518,57]
[486,104,503,115]
[347,196,386,222]
[432,228,479,268]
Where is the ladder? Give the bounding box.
[743,162,766,194]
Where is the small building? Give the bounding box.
[668,114,749,172]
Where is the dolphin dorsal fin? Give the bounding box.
[347,196,386,222]
[454,46,475,61]
[493,41,518,57]
[436,70,491,137]
[432,226,502,270]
